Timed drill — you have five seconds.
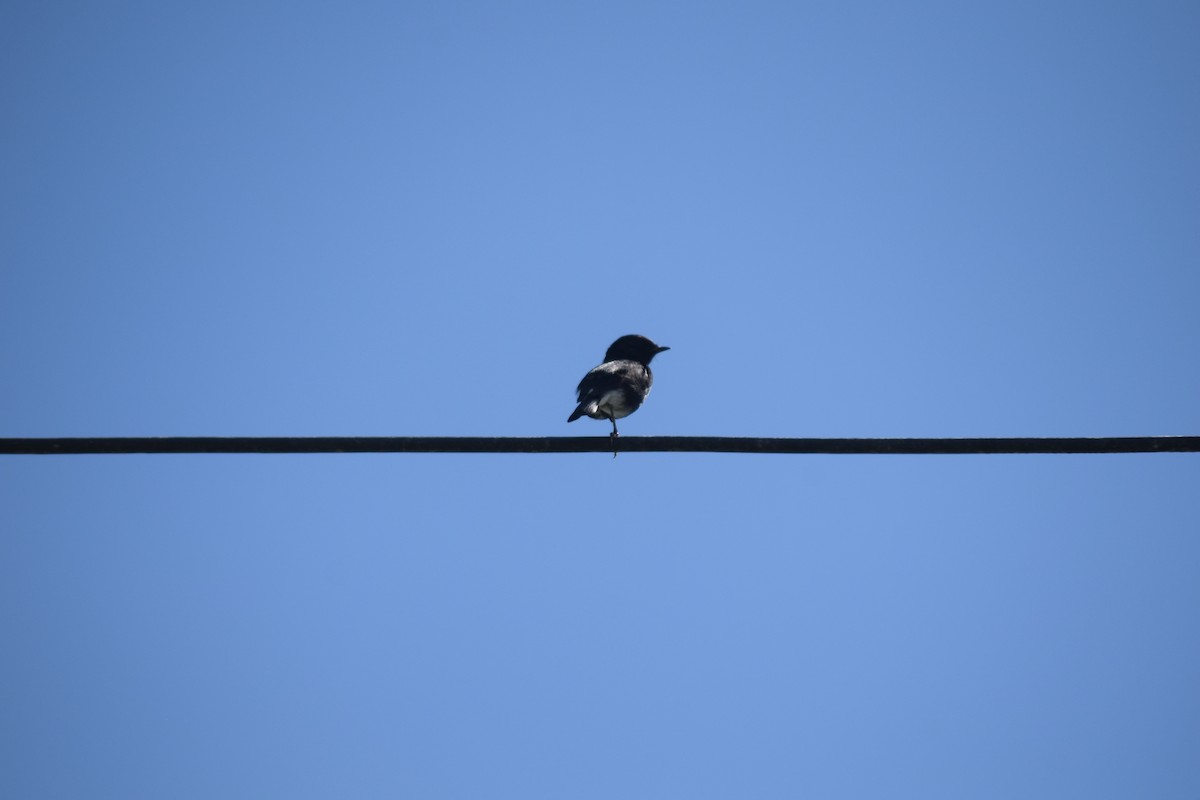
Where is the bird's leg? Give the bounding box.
[609,413,619,458]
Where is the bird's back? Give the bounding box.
[576,360,652,401]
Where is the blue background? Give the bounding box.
[2,2,1198,797]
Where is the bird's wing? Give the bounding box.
[575,361,631,402]
[567,365,618,421]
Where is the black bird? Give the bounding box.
[568,335,670,445]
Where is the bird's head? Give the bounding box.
[604,334,670,365]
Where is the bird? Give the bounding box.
[568,334,669,453]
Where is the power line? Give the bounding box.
[1,436,1197,455]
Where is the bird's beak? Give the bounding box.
[656,346,671,353]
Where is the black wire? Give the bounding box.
[2,436,1197,455]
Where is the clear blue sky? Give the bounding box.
[2,2,1198,797]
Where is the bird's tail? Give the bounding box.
[567,402,595,423]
